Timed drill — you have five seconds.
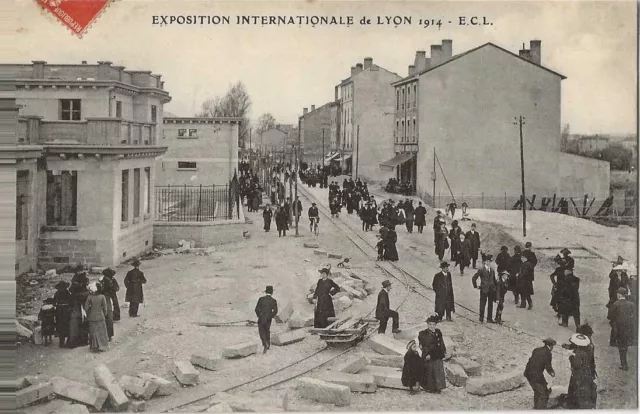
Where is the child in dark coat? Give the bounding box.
[376,235,384,261]
[38,298,57,346]
[402,340,425,394]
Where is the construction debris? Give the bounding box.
[296,377,351,407]
[190,353,221,371]
[50,376,109,410]
[315,372,377,393]
[303,242,320,249]
[359,366,404,390]
[172,361,199,385]
[367,334,406,356]
[137,373,177,396]
[222,342,258,359]
[333,355,371,374]
[16,381,53,408]
[465,369,526,396]
[444,362,469,387]
[358,353,404,369]
[272,329,307,346]
[93,364,129,411]
[274,302,294,323]
[118,375,159,400]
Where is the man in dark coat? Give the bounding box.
[255,285,278,354]
[523,241,538,278]
[524,338,556,409]
[472,254,497,323]
[53,281,72,348]
[519,254,535,310]
[509,246,523,304]
[376,280,401,334]
[607,287,635,370]
[124,259,146,317]
[414,201,427,233]
[101,268,120,321]
[465,223,481,269]
[449,220,462,262]
[433,262,455,321]
[263,204,273,232]
[308,203,319,232]
[496,246,511,274]
[313,266,340,328]
[557,267,581,330]
[607,265,629,308]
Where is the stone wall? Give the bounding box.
[117,222,154,262]
[38,238,99,269]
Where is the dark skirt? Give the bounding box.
[105,297,114,339]
[56,306,71,336]
[68,312,87,347]
[424,358,446,391]
[88,320,109,351]
[384,242,399,261]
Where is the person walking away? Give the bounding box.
[494,270,510,324]
[607,265,629,308]
[509,246,523,305]
[435,222,449,261]
[38,298,56,346]
[496,246,511,274]
[402,340,426,394]
[414,202,427,234]
[283,197,291,230]
[557,266,581,330]
[447,201,457,218]
[383,227,399,262]
[313,266,340,328]
[457,233,472,276]
[418,315,447,393]
[294,197,302,225]
[523,241,538,281]
[432,262,455,321]
[97,280,114,341]
[607,287,635,370]
[308,202,319,232]
[433,210,444,237]
[100,268,120,322]
[565,333,597,409]
[405,200,414,233]
[124,259,146,318]
[465,223,481,269]
[376,280,401,334]
[549,253,567,324]
[255,285,278,354]
[53,281,71,348]
[275,206,288,237]
[524,338,556,409]
[449,220,462,263]
[472,254,497,323]
[518,254,535,310]
[68,281,89,348]
[263,204,273,232]
[85,282,109,352]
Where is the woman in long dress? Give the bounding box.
[565,333,597,408]
[53,281,72,348]
[85,282,110,352]
[383,227,399,262]
[67,283,89,348]
[418,314,447,393]
[402,340,426,394]
[98,278,114,340]
[313,266,341,328]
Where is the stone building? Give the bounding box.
[298,103,336,168]
[156,117,240,186]
[577,135,610,154]
[0,60,170,273]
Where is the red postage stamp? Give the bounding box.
[36,0,114,37]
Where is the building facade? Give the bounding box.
[577,135,610,154]
[0,60,170,273]
[156,117,240,186]
[298,103,335,167]
[337,58,402,182]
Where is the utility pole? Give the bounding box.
[432,147,436,207]
[355,125,360,180]
[249,128,252,171]
[322,129,325,168]
[294,146,299,236]
[514,116,527,237]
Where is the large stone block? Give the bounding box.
[53,403,91,413]
[118,375,158,400]
[359,366,404,390]
[367,334,406,356]
[296,377,350,407]
[272,329,307,346]
[333,355,371,374]
[129,400,146,412]
[288,314,314,329]
[274,302,294,323]
[328,253,342,259]
[316,372,376,393]
[222,342,258,359]
[137,373,177,397]
[313,250,327,256]
[93,364,129,411]
[16,382,53,408]
[172,360,199,385]
[303,242,320,249]
[444,362,468,387]
[358,353,404,369]
[340,285,366,300]
[465,369,526,396]
[452,357,482,377]
[363,283,376,295]
[190,353,221,371]
[16,320,33,338]
[393,323,426,341]
[333,295,352,313]
[51,376,109,410]
[443,336,458,360]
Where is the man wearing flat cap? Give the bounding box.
[376,280,401,334]
[432,262,455,322]
[255,286,278,354]
[524,338,556,409]
[124,259,146,318]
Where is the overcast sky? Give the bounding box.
[4,0,637,135]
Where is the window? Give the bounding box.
[413,119,417,141]
[144,168,150,216]
[413,85,417,107]
[396,90,400,110]
[60,99,81,121]
[407,88,411,108]
[401,88,405,109]
[401,120,405,142]
[115,100,122,118]
[188,129,198,137]
[121,170,129,222]
[396,121,400,142]
[178,129,187,137]
[133,168,141,219]
[16,171,28,240]
[46,171,77,226]
[178,161,197,170]
[151,105,157,123]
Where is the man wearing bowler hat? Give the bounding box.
[255,286,278,354]
[124,259,146,318]
[524,337,556,409]
[376,280,401,334]
[432,262,455,322]
[472,254,497,323]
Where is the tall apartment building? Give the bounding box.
[298,103,335,167]
[0,60,170,273]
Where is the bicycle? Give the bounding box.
[310,217,319,236]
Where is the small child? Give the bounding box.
[38,298,56,346]
[376,235,384,261]
[401,340,425,394]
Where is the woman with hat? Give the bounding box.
[312,265,341,328]
[448,220,462,262]
[402,339,426,395]
[53,280,72,348]
[383,226,399,262]
[557,266,581,330]
[566,333,597,409]
[68,276,90,348]
[97,280,114,340]
[124,259,147,318]
[262,204,273,232]
[432,262,455,322]
[85,282,109,352]
[607,264,629,308]
[100,268,120,322]
[434,222,449,262]
[418,314,447,393]
[509,246,523,305]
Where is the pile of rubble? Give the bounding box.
[151,241,218,257]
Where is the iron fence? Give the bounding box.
[155,184,239,222]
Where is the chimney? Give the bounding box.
[335,85,339,101]
[408,65,416,76]
[441,39,453,60]
[430,45,443,66]
[355,63,363,74]
[414,51,427,72]
[32,61,46,79]
[160,81,165,90]
[303,107,308,115]
[113,65,125,82]
[311,105,315,111]
[97,61,112,80]
[529,40,541,65]
[519,43,531,60]
[363,57,373,69]
[350,66,357,76]
[81,61,88,65]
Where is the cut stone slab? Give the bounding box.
[444,362,469,387]
[303,242,320,249]
[452,356,482,377]
[363,283,376,295]
[272,329,307,346]
[358,353,404,369]
[466,369,526,396]
[333,354,371,374]
[288,314,314,329]
[55,403,90,414]
[137,373,177,397]
[16,320,33,338]
[328,253,342,259]
[368,334,406,356]
[359,366,404,390]
[274,301,294,323]
[333,295,352,313]
[16,381,53,408]
[206,401,234,412]
[222,342,258,359]
[93,364,129,411]
[443,336,458,360]
[118,375,158,400]
[129,400,146,412]
[51,376,108,410]
[296,377,350,407]
[190,353,221,371]
[340,285,366,300]
[313,249,327,256]
[172,360,199,385]
[316,372,376,393]
[17,315,39,330]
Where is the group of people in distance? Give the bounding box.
[432,211,482,275]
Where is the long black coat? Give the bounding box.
[402,349,426,388]
[607,298,635,347]
[496,251,511,273]
[432,271,455,314]
[524,345,554,386]
[509,253,522,291]
[275,209,288,230]
[263,208,273,229]
[418,328,446,360]
[383,229,399,261]
[313,278,340,318]
[518,261,535,295]
[376,289,391,319]
[255,294,278,324]
[449,227,462,255]
[414,206,427,226]
[124,268,146,303]
[457,239,472,267]
[465,230,481,259]
[557,273,580,316]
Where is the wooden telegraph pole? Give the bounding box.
[432,147,436,207]
[322,129,325,168]
[514,116,527,237]
[355,125,360,180]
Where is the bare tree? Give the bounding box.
[561,123,570,151]
[256,113,277,135]
[197,82,252,148]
